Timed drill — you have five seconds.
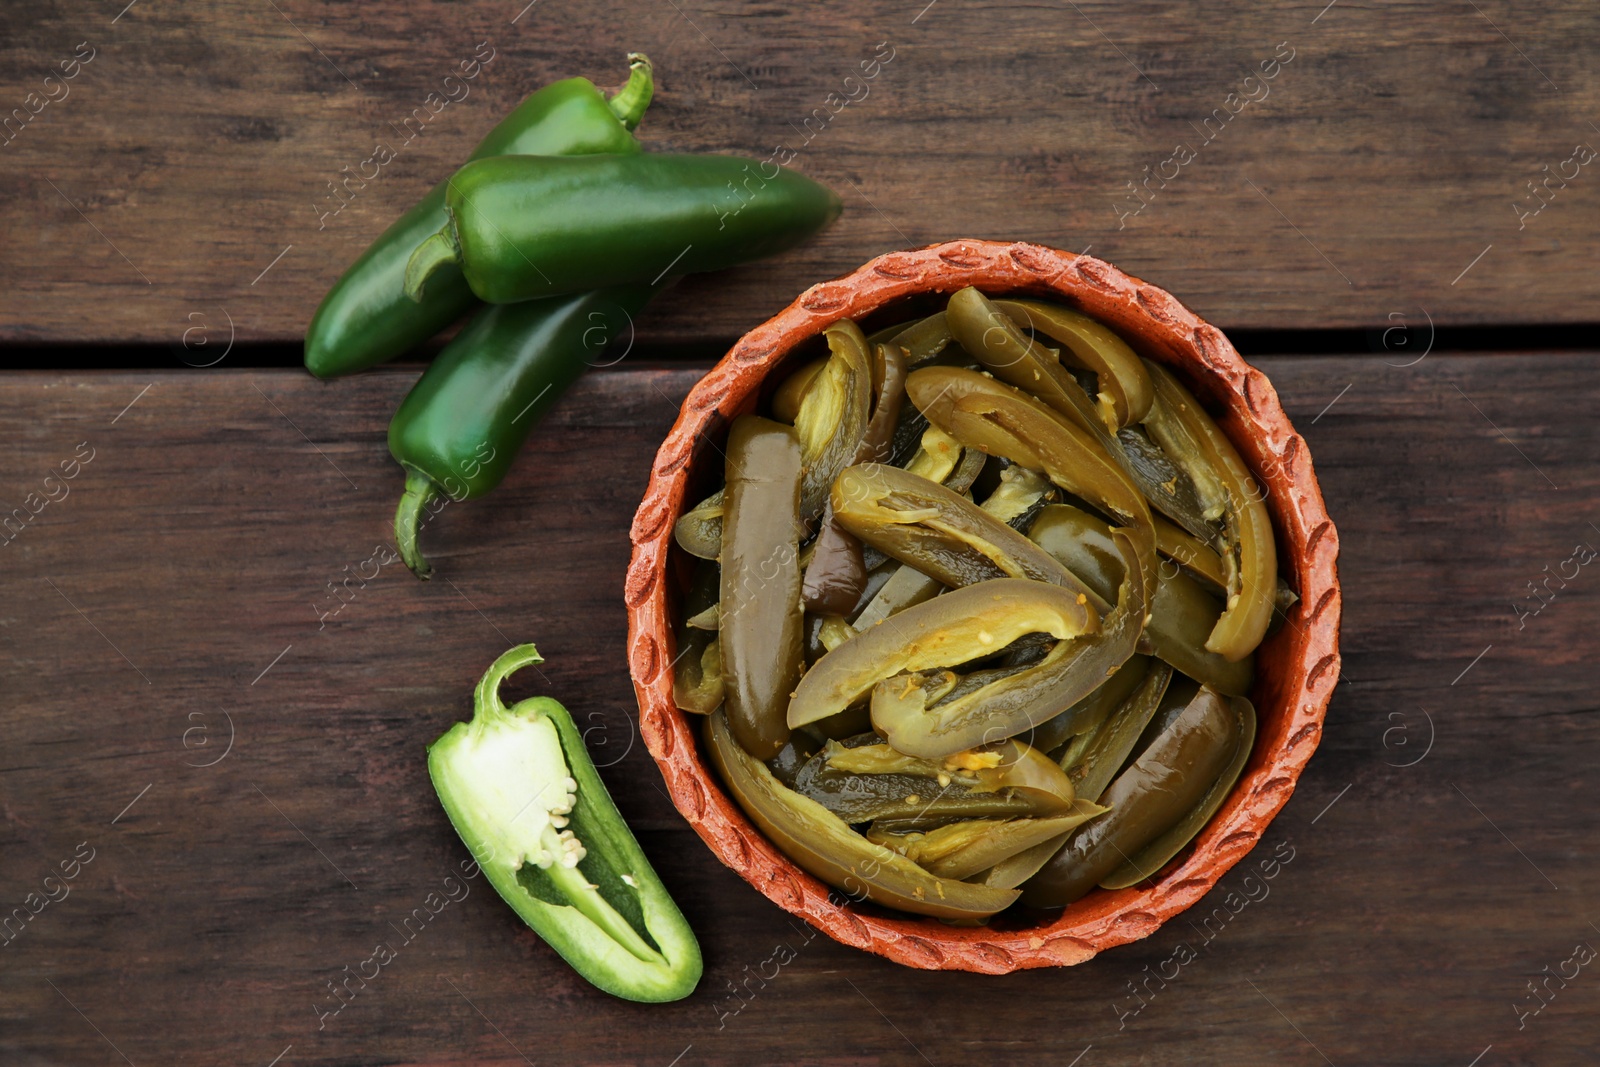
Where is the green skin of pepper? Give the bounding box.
[1021,685,1240,908]
[304,58,653,379]
[720,415,804,761]
[428,644,701,1002]
[1027,503,1256,697]
[406,153,843,304]
[389,282,664,578]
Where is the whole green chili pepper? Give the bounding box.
[720,415,804,760]
[305,55,653,379]
[1021,683,1241,908]
[405,154,842,304]
[428,644,701,1002]
[706,709,1022,921]
[1143,362,1277,661]
[390,283,662,578]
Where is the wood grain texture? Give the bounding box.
[2,356,1599,1065]
[1,0,1597,349]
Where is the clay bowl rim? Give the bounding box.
[624,239,1341,974]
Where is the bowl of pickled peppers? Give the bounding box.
[626,240,1341,973]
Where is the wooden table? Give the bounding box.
[4,2,1598,1064]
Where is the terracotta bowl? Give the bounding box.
[624,240,1341,973]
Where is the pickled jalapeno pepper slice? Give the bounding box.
[720,415,804,759]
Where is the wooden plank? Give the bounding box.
[1,354,1598,1065]
[1,1,1596,347]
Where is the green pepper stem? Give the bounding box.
[473,643,546,721]
[607,53,654,131]
[404,229,460,303]
[395,470,442,580]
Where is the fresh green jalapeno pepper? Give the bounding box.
[866,805,1107,881]
[1028,504,1255,697]
[787,578,1098,735]
[803,340,907,615]
[706,709,1021,920]
[990,297,1153,429]
[390,283,663,578]
[1143,362,1277,661]
[429,644,701,1002]
[1021,682,1241,908]
[905,365,1159,598]
[831,463,1102,605]
[1099,694,1255,889]
[406,154,842,304]
[720,416,804,760]
[869,530,1143,759]
[305,56,653,379]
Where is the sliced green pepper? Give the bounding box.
[1100,694,1256,889]
[794,320,874,525]
[720,415,803,759]
[428,644,701,1002]
[868,531,1143,759]
[672,560,723,716]
[803,340,907,615]
[672,488,722,561]
[772,358,827,424]
[1061,659,1174,803]
[1028,504,1255,697]
[990,297,1153,429]
[306,55,654,378]
[904,365,1159,597]
[866,806,1107,881]
[791,736,1078,825]
[1021,682,1241,908]
[407,154,842,305]
[706,710,1021,921]
[1143,363,1277,661]
[831,463,1102,605]
[1027,652,1150,756]
[786,577,1098,735]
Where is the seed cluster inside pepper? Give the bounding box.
[677,288,1289,917]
